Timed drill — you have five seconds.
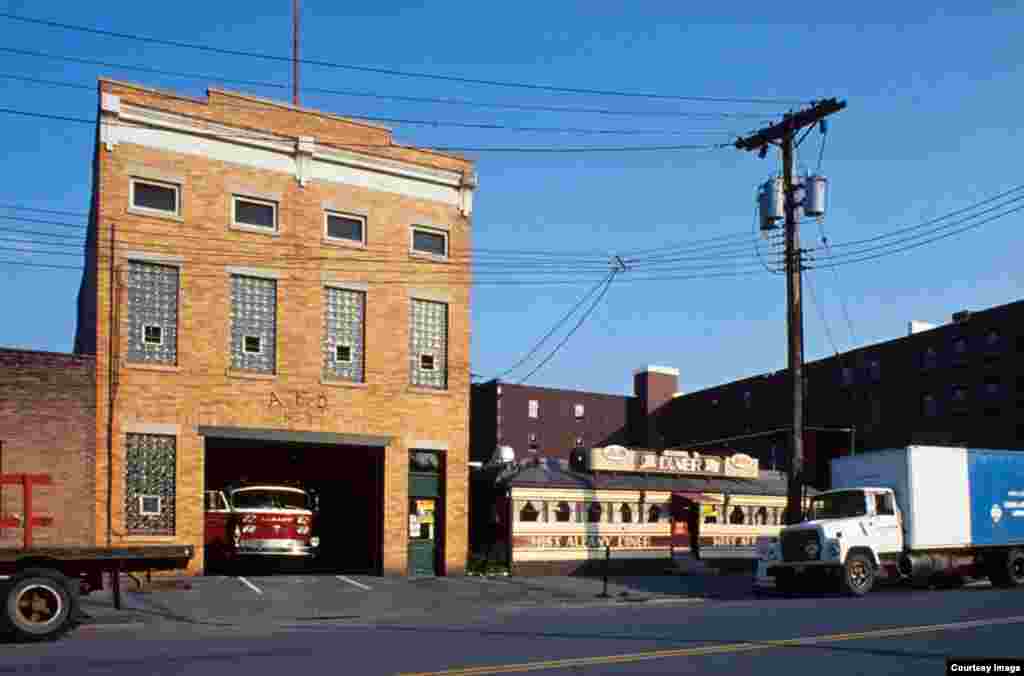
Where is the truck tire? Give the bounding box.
[840,553,876,597]
[992,549,1024,589]
[2,568,78,642]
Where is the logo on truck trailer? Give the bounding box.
[992,504,1003,523]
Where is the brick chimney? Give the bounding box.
[634,366,679,449]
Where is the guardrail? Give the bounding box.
[0,474,54,549]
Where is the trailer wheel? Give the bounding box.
[840,553,876,597]
[2,568,78,642]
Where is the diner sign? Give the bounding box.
[588,446,759,479]
[522,535,654,550]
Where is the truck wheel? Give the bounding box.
[994,549,1024,588]
[841,554,876,597]
[2,568,78,642]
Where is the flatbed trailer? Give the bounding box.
[0,474,194,641]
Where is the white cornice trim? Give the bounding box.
[634,366,680,377]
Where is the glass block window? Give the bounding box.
[125,433,176,535]
[410,298,447,389]
[323,287,365,382]
[126,261,179,365]
[230,275,277,373]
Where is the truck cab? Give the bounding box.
[760,487,903,596]
[205,483,320,561]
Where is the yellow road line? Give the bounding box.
[397,614,1024,676]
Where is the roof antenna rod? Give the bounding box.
[292,0,300,106]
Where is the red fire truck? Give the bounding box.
[205,482,320,561]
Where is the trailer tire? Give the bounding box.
[2,568,78,642]
[840,553,876,597]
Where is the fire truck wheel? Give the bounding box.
[3,568,78,642]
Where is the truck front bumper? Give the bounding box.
[235,538,319,557]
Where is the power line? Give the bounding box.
[517,271,618,384]
[804,262,842,359]
[0,47,785,120]
[490,275,612,381]
[0,72,747,137]
[0,202,89,218]
[0,13,807,105]
[0,106,728,153]
[806,201,1024,271]
[0,214,87,230]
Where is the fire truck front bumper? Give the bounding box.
[236,537,320,557]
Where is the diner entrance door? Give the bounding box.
[670,494,700,555]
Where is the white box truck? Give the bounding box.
[758,446,1024,596]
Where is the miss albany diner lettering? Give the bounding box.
[514,535,671,550]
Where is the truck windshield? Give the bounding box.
[808,491,867,520]
[231,489,310,511]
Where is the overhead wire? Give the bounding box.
[516,270,619,384]
[0,13,807,105]
[0,48,786,120]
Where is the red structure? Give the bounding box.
[0,474,53,549]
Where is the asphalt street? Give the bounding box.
[2,580,1023,675]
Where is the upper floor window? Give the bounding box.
[921,347,938,370]
[410,298,448,389]
[411,226,448,258]
[528,433,539,452]
[841,367,855,386]
[574,403,585,419]
[921,393,937,418]
[984,377,1003,397]
[324,287,366,383]
[986,329,1002,348]
[325,212,365,245]
[953,336,968,355]
[130,178,179,217]
[528,400,539,419]
[743,391,752,409]
[869,359,881,383]
[126,260,179,366]
[575,436,584,448]
[230,274,277,374]
[233,195,277,232]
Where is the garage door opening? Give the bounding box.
[203,436,384,576]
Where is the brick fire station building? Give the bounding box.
[66,79,478,575]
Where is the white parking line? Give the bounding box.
[336,575,373,591]
[237,576,263,595]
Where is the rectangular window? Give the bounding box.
[841,367,855,386]
[574,403,584,419]
[125,433,176,535]
[130,178,179,216]
[325,212,365,244]
[410,298,448,389]
[323,287,365,382]
[984,377,1002,397]
[126,261,179,365]
[230,275,277,373]
[233,196,277,231]
[869,359,881,383]
[411,227,448,258]
[921,348,938,370]
[921,393,938,418]
[529,400,539,419]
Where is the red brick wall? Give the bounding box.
[0,349,96,547]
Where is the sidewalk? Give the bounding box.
[74,571,757,631]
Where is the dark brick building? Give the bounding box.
[657,298,1024,487]
[0,349,97,547]
[470,366,680,464]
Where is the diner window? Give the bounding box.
[620,504,633,524]
[729,506,746,525]
[554,502,572,523]
[130,178,179,216]
[528,400,539,419]
[411,227,448,258]
[921,393,938,418]
[233,195,278,231]
[587,503,603,524]
[519,502,540,522]
[755,507,769,525]
[648,505,662,523]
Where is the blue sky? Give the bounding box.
[0,2,1021,396]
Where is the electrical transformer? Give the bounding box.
[758,178,784,230]
[804,175,828,217]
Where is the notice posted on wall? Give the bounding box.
[946,658,1023,674]
[409,515,419,538]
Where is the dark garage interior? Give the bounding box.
[204,436,384,575]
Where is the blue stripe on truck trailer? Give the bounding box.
[967,449,1024,547]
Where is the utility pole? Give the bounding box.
[735,98,846,525]
[292,0,300,105]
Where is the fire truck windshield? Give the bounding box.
[231,489,310,511]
